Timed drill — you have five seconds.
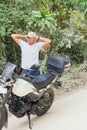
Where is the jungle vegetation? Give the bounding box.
[0,0,87,73]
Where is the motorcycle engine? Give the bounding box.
[7,92,39,118]
[7,94,31,118]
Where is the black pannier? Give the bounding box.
[46,55,69,74]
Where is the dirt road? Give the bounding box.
[3,88,87,130]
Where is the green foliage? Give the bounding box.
[50,9,87,63]
[0,2,57,36]
[0,0,87,66]
[67,0,87,9]
[58,28,86,49]
[0,2,57,64]
[27,10,57,34]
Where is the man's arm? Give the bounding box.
[39,37,51,48]
[11,34,26,44]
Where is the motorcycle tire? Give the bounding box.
[0,95,8,130]
[35,88,54,116]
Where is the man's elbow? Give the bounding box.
[11,34,19,44]
[11,34,15,39]
[47,39,51,45]
[49,39,51,44]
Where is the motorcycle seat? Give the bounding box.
[33,72,55,90]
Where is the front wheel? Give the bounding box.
[35,88,54,116]
[0,95,8,130]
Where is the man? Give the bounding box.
[11,31,51,77]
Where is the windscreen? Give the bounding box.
[2,62,16,81]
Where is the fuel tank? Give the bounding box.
[12,78,36,97]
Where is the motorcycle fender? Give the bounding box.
[12,78,36,97]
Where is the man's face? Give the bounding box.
[26,36,37,45]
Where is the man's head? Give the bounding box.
[26,31,38,44]
[27,31,37,38]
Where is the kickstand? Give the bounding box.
[27,112,32,129]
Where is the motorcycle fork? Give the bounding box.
[1,88,12,106]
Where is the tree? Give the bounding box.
[0,0,86,65]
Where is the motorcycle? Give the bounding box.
[0,55,70,130]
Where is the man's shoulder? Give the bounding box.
[19,39,27,46]
[34,42,43,49]
[35,41,43,46]
[19,39,27,43]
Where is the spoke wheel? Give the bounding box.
[35,88,54,116]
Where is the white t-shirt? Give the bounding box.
[19,39,43,69]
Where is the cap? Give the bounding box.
[27,31,37,38]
